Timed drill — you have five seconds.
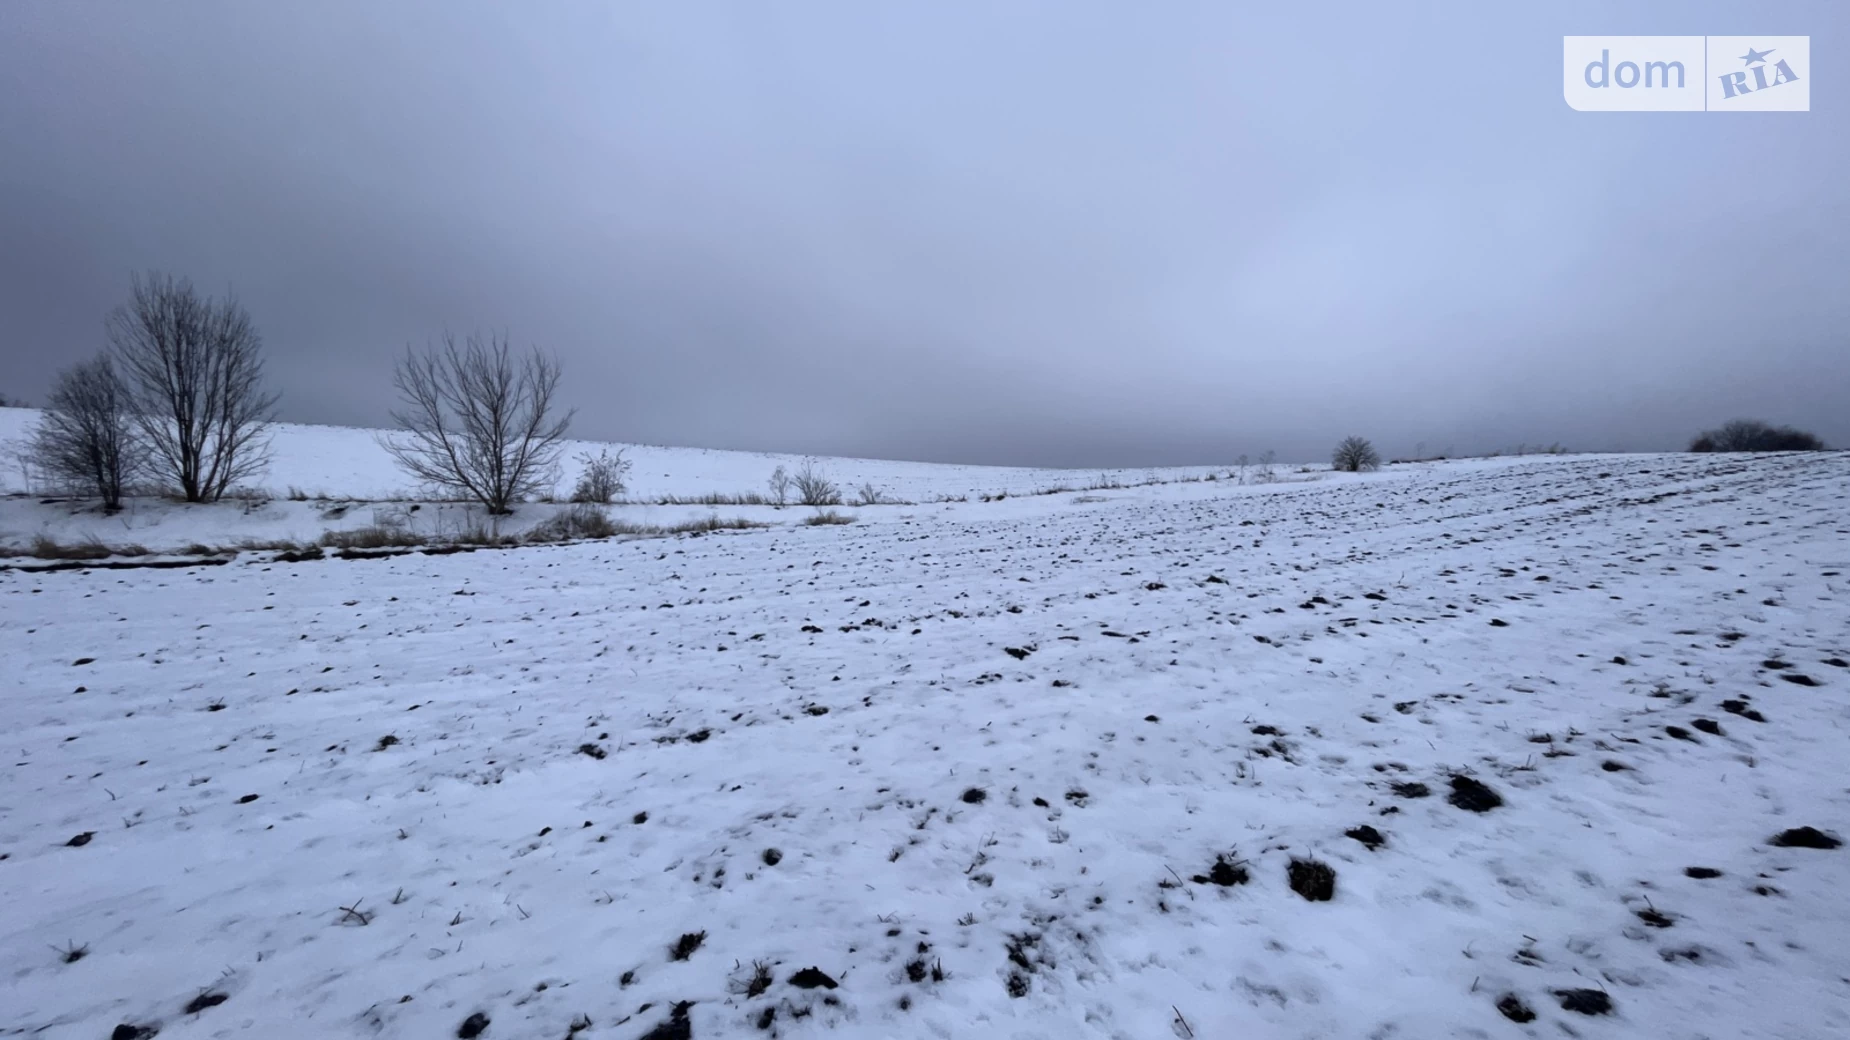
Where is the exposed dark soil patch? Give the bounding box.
[1779,673,1821,687]
[1601,760,1631,772]
[1721,699,1766,722]
[1691,718,1723,736]
[1635,907,1675,928]
[789,966,838,989]
[1684,866,1723,879]
[577,743,607,760]
[456,1012,490,1039]
[1447,775,1502,812]
[1769,827,1841,849]
[110,1026,158,1040]
[1287,858,1336,901]
[1665,725,1697,742]
[670,930,707,961]
[961,787,987,804]
[1391,781,1431,798]
[184,991,228,1014]
[1496,994,1536,1023]
[1345,825,1386,850]
[1555,988,1613,1015]
[65,831,95,847]
[637,1002,693,1040]
[761,848,782,866]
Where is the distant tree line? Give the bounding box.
[1688,419,1826,453]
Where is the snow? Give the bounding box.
[4,428,1849,1039]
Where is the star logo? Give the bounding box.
[1740,46,1774,65]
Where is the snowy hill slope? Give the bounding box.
[0,406,1238,502]
[4,447,1848,1039]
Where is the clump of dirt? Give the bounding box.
[1555,988,1613,1015]
[961,787,986,804]
[789,966,838,989]
[670,930,707,961]
[1635,906,1675,928]
[1780,673,1821,687]
[1287,858,1336,901]
[1496,994,1536,1023]
[111,1026,158,1040]
[1769,827,1841,849]
[1391,781,1431,798]
[1684,866,1723,879]
[1601,760,1631,772]
[638,1002,693,1040]
[761,848,783,866]
[577,743,607,760]
[1665,725,1698,742]
[184,992,228,1014]
[1720,699,1766,722]
[1447,775,1502,812]
[456,1012,490,1039]
[1345,825,1386,850]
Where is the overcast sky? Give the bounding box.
[2,1,1844,466]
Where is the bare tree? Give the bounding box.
[30,356,145,510]
[1234,453,1249,484]
[767,465,791,507]
[1331,436,1381,472]
[108,272,276,502]
[1256,449,1277,483]
[790,459,841,506]
[381,332,574,513]
[571,447,630,503]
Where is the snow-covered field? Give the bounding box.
[4,440,1849,1039]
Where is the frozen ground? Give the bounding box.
[3,447,1848,1039]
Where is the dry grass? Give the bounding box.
[803,510,855,526]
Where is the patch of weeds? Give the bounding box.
[577,743,608,760]
[374,734,399,751]
[55,941,89,964]
[637,1002,693,1040]
[1192,853,1250,886]
[1391,781,1430,798]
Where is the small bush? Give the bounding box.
[804,510,855,526]
[1689,419,1825,452]
[791,460,841,506]
[1331,436,1381,473]
[768,465,791,507]
[853,481,887,506]
[571,448,630,503]
[528,503,619,542]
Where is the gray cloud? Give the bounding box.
[3,0,1846,466]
